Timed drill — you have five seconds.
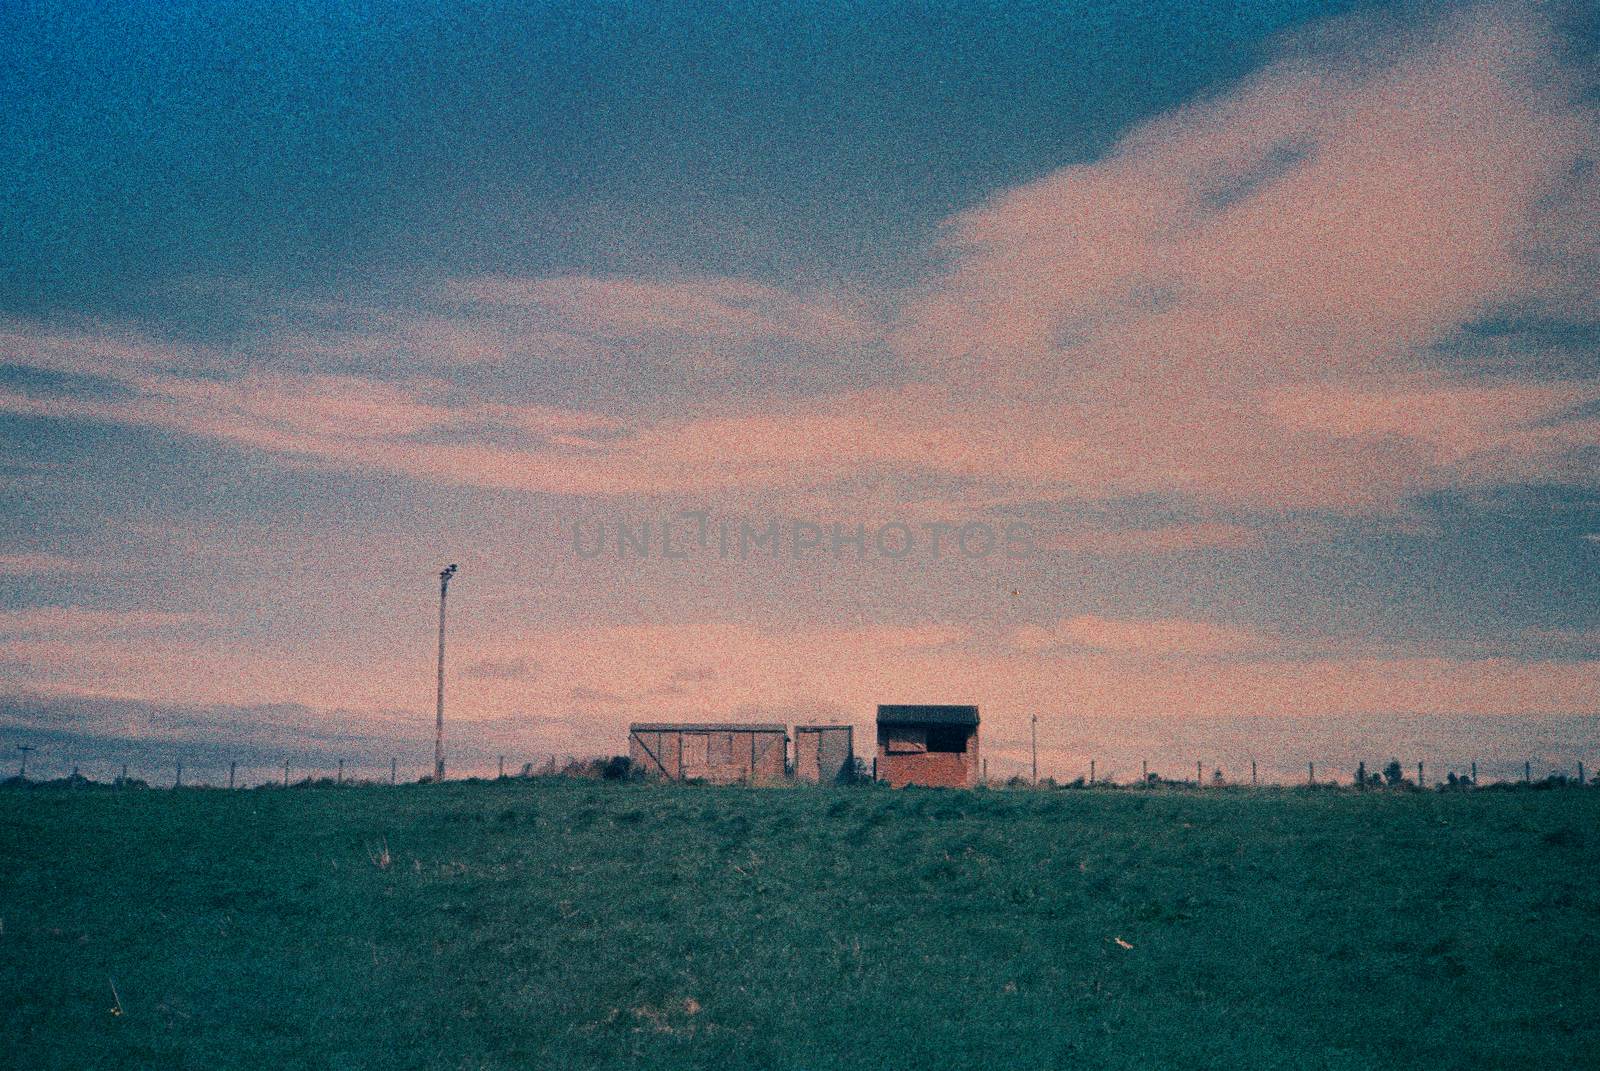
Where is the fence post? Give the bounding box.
[1142,759,1148,783]
[1471,760,1477,784]
[229,761,236,789]
[1525,761,1531,783]
[1089,759,1095,785]
[1418,760,1424,787]
[337,759,344,786]
[1251,759,1257,785]
[1308,761,1314,785]
[120,763,128,785]
[1196,760,1202,785]
[175,762,182,789]
[1579,761,1585,786]
[284,761,290,787]
[391,757,397,785]
[498,755,505,779]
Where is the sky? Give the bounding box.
[1,0,1597,784]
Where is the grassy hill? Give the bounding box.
[1,780,1596,1069]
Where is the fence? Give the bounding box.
[0,752,588,789]
[2,745,1595,791]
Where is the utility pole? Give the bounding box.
[15,744,34,778]
[1030,713,1038,784]
[435,563,458,782]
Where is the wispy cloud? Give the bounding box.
[0,553,95,576]
[1010,615,1273,657]
[0,4,1593,548]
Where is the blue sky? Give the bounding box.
[1,0,1597,783]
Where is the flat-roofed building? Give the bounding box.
[875,704,979,788]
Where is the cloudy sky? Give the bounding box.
[2,0,1597,783]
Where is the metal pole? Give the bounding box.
[338,759,344,786]
[1251,759,1257,785]
[391,757,397,785]
[229,761,236,789]
[16,745,34,778]
[435,564,457,782]
[1089,758,1095,785]
[1030,713,1038,785]
[175,762,182,788]
[1308,761,1314,784]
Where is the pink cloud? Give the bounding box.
[0,607,206,637]
[444,274,876,350]
[1010,615,1272,657]
[1038,522,1264,555]
[0,4,1594,522]
[0,553,94,576]
[892,1,1600,509]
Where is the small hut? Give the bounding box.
[793,724,855,784]
[875,704,980,788]
[628,723,787,783]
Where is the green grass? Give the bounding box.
[1,781,1596,1070]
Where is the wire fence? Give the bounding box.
[2,745,1594,791]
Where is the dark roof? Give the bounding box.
[630,722,786,734]
[794,724,853,732]
[876,704,979,726]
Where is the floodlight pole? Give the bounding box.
[434,564,458,782]
[1031,713,1038,784]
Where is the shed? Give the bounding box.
[793,724,855,784]
[875,704,980,788]
[628,723,787,783]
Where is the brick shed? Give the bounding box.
[875,704,980,788]
[793,724,855,784]
[628,723,787,784]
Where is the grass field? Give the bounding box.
[1,780,1596,1070]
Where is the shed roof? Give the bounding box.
[629,722,787,734]
[876,704,979,726]
[794,723,854,732]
